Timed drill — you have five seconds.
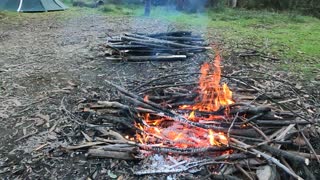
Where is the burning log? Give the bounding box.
[105,79,259,137]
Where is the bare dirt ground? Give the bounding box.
[0,10,204,179]
[0,10,319,179]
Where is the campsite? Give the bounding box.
[0,0,319,179]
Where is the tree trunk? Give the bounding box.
[230,0,237,8]
[144,0,151,16]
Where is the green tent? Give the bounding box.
[0,0,68,12]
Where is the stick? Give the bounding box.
[259,144,309,165]
[87,149,137,160]
[123,55,187,61]
[235,164,254,180]
[65,142,106,150]
[255,120,313,126]
[288,151,320,160]
[97,101,130,110]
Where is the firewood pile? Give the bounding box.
[102,31,209,61]
[65,48,319,179]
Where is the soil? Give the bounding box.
[0,10,319,179]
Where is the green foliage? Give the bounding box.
[236,0,320,18]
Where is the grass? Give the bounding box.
[96,4,320,80]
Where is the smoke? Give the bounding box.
[116,0,210,34]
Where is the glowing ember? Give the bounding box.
[135,50,233,148]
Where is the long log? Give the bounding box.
[106,55,187,61]
[125,55,187,61]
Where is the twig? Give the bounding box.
[235,164,254,180]
[300,130,320,163]
[15,129,39,142]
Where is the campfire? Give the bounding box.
[135,49,231,148]
[66,32,319,179]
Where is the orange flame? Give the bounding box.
[181,50,233,112]
[135,50,232,148]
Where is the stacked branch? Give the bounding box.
[103,31,210,61]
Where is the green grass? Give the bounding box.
[96,4,320,79]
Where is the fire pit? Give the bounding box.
[65,32,319,180]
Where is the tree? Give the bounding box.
[229,0,237,8]
[144,0,151,16]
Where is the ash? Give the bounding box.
[136,153,208,176]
